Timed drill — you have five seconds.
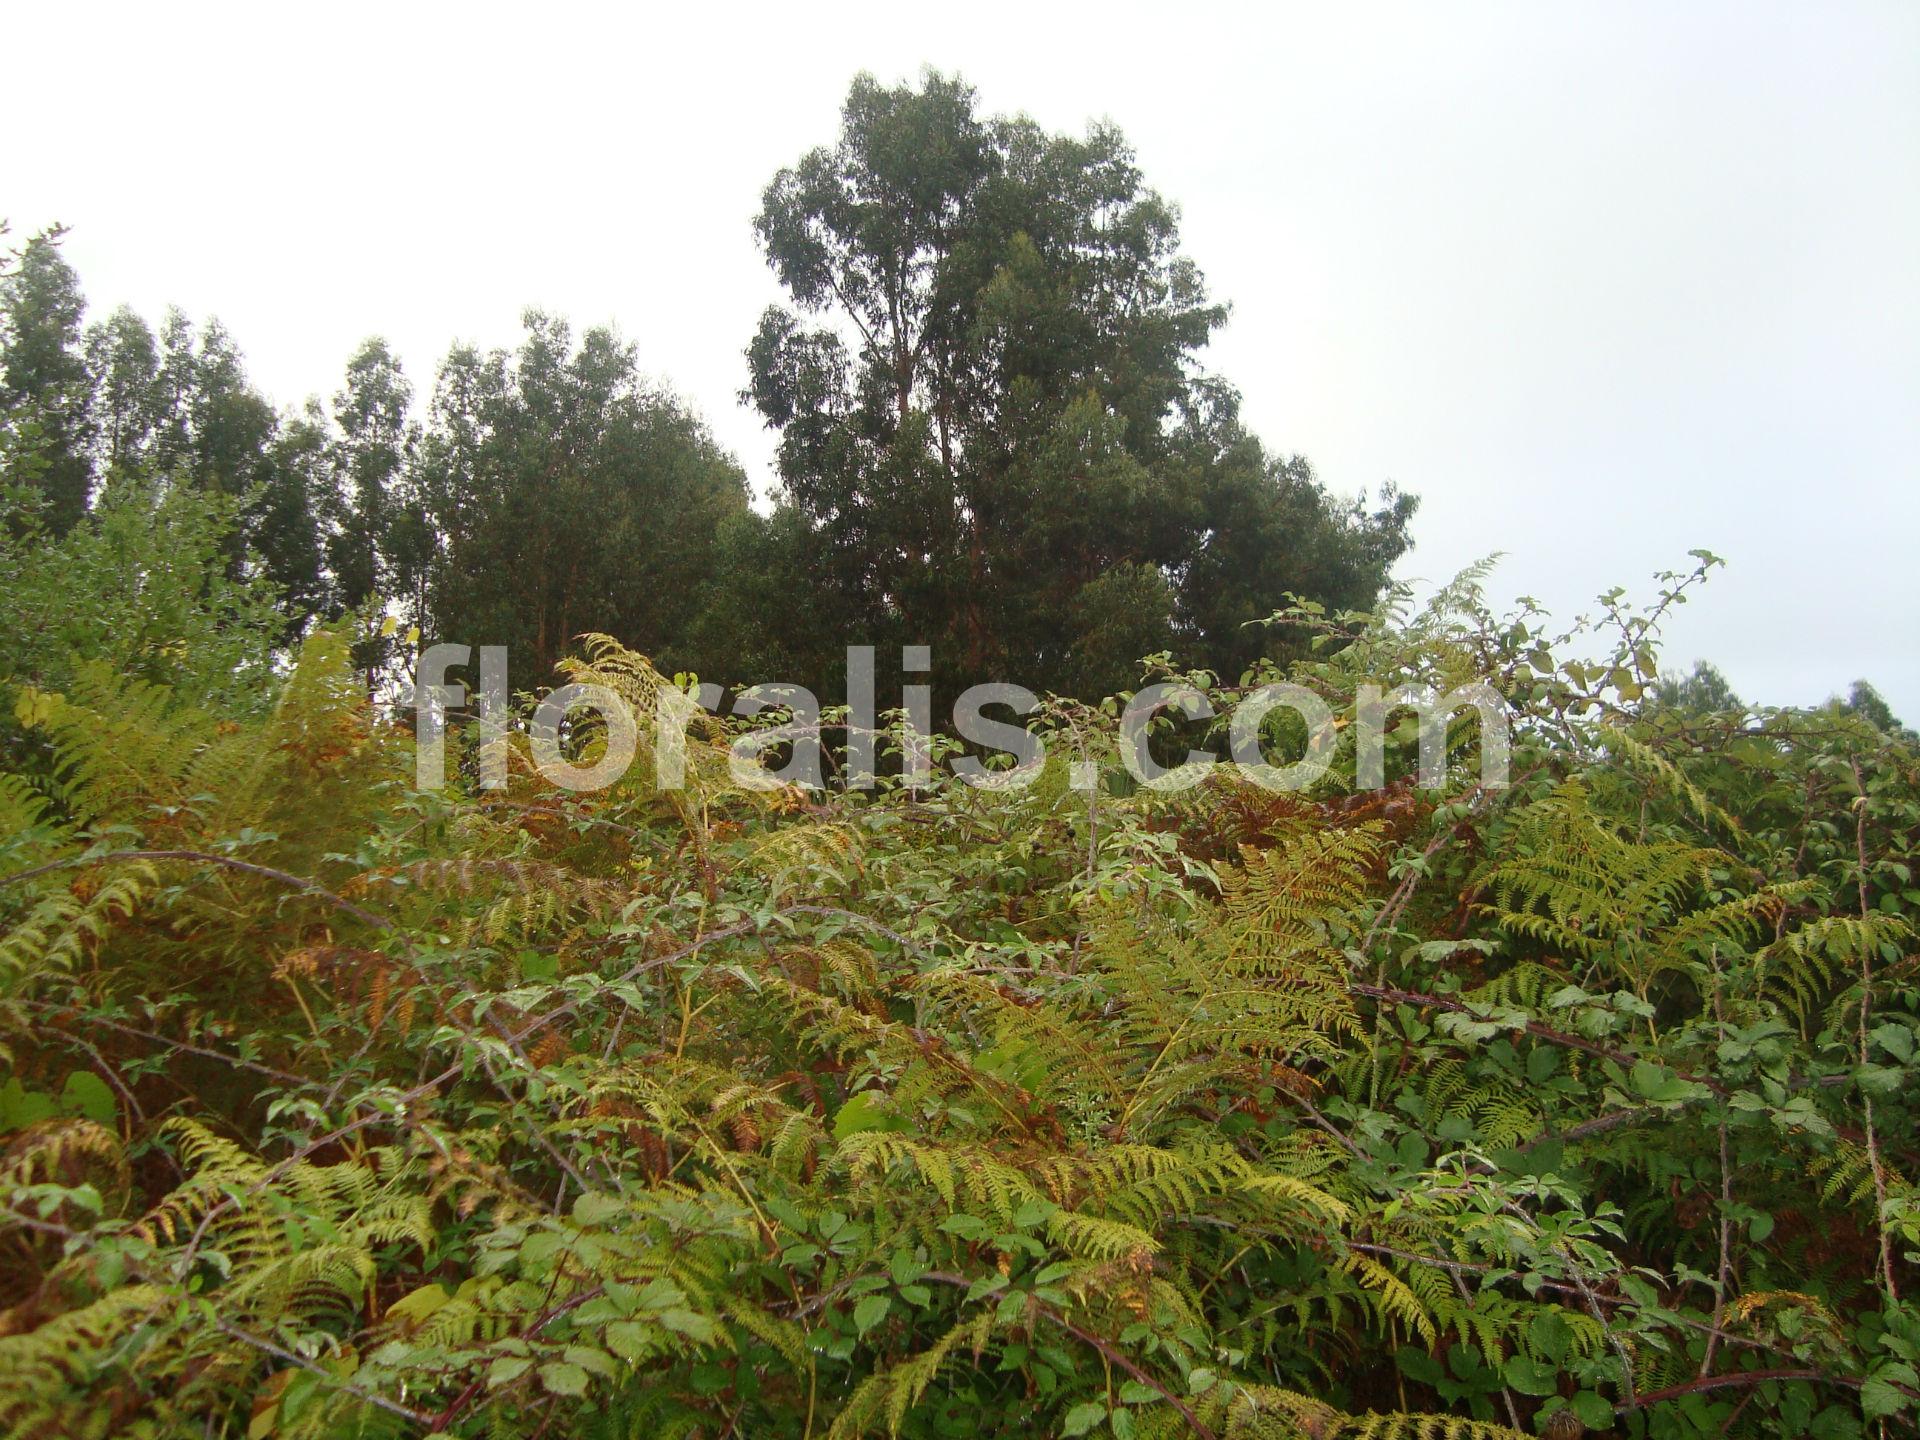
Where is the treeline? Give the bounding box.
[1,71,1412,708]
[0,251,756,688]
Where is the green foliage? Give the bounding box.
[0,226,93,533]
[0,554,1913,1440]
[746,70,1414,700]
[0,473,284,757]
[2,75,1916,1440]
[412,315,754,685]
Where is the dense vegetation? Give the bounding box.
[2,71,1916,1440]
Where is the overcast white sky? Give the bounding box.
[7,1,1916,715]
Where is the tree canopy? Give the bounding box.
[747,72,1414,700]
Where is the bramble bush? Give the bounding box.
[0,554,1916,1439]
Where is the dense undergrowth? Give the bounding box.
[1,558,1916,1439]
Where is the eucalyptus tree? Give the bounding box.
[747,70,1414,701]
[415,313,753,685]
[0,228,94,532]
[84,305,164,475]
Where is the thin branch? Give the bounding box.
[918,1272,1217,1440]
[0,849,394,933]
[1850,757,1899,1304]
[1618,1367,1920,1415]
[214,1320,434,1426]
